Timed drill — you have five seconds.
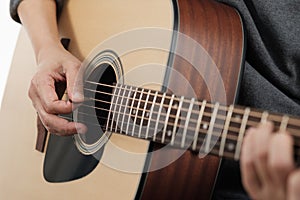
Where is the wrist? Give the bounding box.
[36,41,65,66]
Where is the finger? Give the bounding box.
[30,83,87,135]
[252,122,273,184]
[287,170,300,200]
[31,73,73,114]
[41,113,87,135]
[64,61,84,103]
[268,133,295,187]
[241,127,262,198]
[36,100,87,135]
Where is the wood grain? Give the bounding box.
[139,0,244,199]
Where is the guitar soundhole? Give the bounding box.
[77,63,116,145]
[73,50,123,155]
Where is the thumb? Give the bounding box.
[65,61,84,103]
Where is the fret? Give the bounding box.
[261,111,269,123]
[145,91,158,139]
[162,94,175,143]
[204,102,220,154]
[99,83,300,165]
[131,88,144,137]
[171,96,184,145]
[234,107,251,160]
[193,100,207,151]
[115,85,127,133]
[219,105,234,156]
[153,93,166,141]
[110,85,123,132]
[125,87,138,135]
[279,115,289,132]
[120,86,132,133]
[181,98,195,148]
[138,90,151,138]
[106,85,118,132]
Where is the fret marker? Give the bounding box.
[227,143,235,151]
[132,109,136,115]
[173,103,178,109]
[167,130,172,137]
[145,112,150,118]
[234,115,241,122]
[203,123,208,130]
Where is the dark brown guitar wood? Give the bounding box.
[139,0,245,199]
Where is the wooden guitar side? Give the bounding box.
[139,0,244,199]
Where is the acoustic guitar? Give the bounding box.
[1,0,300,199]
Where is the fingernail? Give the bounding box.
[72,92,84,102]
[77,125,87,134]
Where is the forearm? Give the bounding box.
[18,0,62,61]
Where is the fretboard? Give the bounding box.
[106,83,300,162]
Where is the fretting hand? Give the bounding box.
[241,122,300,200]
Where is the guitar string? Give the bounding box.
[76,108,239,141]
[80,102,300,140]
[82,96,300,136]
[84,92,300,135]
[86,80,299,121]
[66,104,300,152]
[84,80,300,127]
[81,89,300,135]
[76,104,300,151]
[70,93,300,141]
[85,81,248,114]
[57,80,300,149]
[59,114,300,158]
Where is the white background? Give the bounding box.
[0,0,21,108]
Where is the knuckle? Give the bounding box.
[58,127,74,136]
[243,157,254,168]
[55,122,76,136]
[246,127,256,134]
[39,115,53,133]
[47,127,56,134]
[56,128,66,136]
[43,122,52,133]
[28,88,35,101]
[66,60,81,69]
[29,78,38,92]
[44,105,55,114]
[269,158,293,173]
[257,149,268,161]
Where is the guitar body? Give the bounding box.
[0,0,244,199]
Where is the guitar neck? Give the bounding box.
[104,83,300,162]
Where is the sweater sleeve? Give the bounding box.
[9,0,65,23]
